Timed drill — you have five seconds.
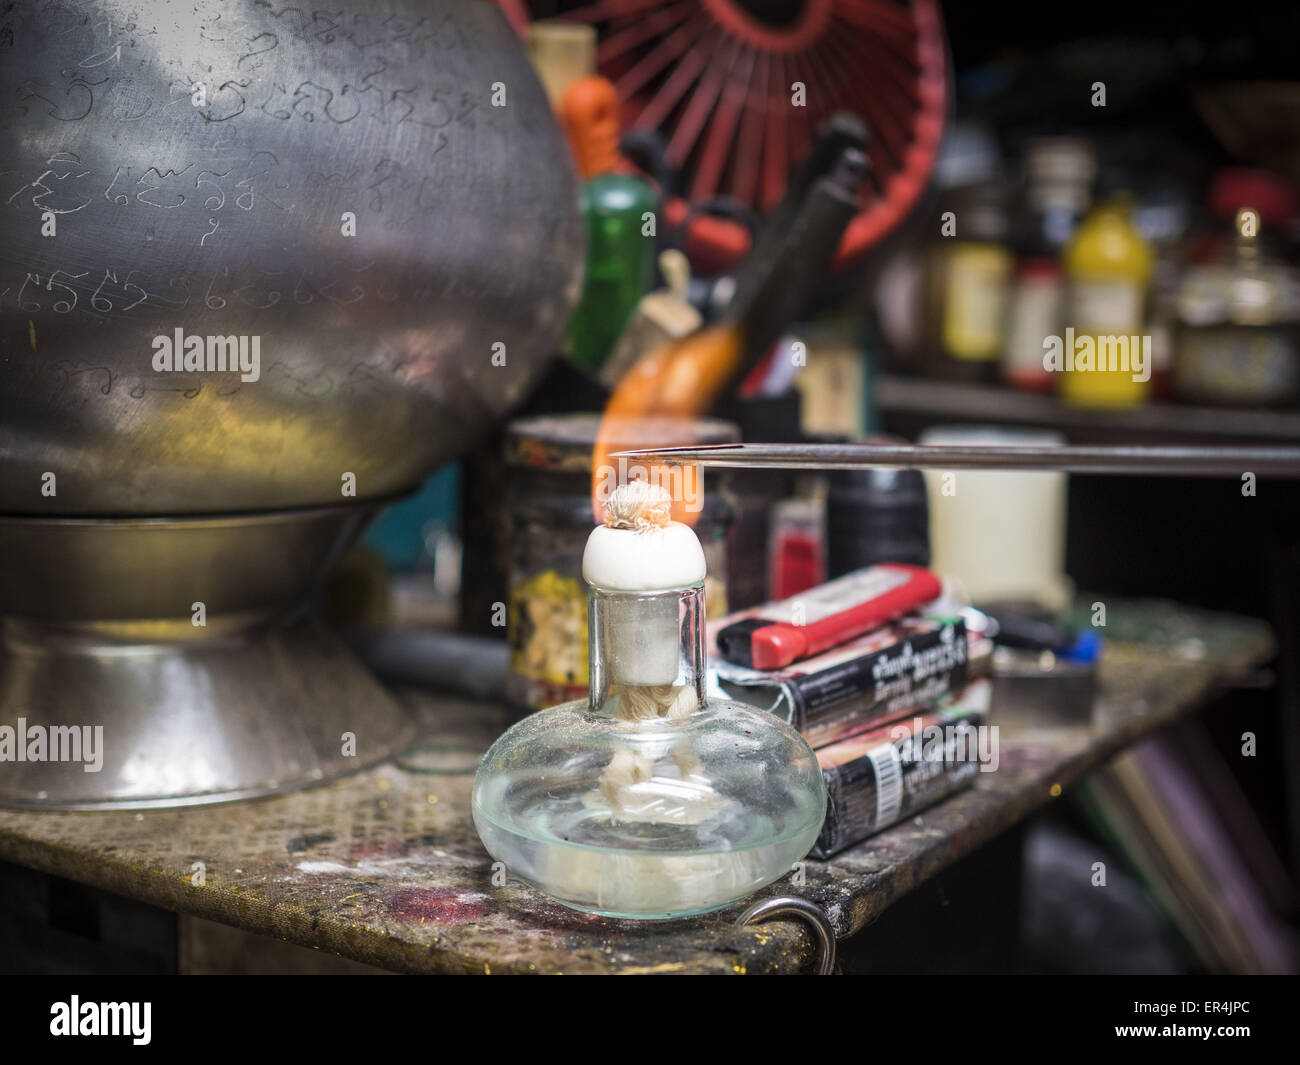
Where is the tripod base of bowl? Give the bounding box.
[0,510,418,809]
[0,616,417,809]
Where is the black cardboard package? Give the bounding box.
[708,613,989,747]
[812,679,993,858]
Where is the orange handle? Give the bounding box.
[591,323,744,525]
[559,75,622,179]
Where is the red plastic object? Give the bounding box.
[1209,168,1297,225]
[771,531,825,601]
[505,0,948,272]
[719,563,941,669]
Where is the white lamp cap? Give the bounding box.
[583,522,706,591]
[582,481,706,591]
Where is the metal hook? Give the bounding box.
[736,896,837,974]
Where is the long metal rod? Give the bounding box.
[610,441,1300,477]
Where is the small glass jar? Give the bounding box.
[473,579,826,919]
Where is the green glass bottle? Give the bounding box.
[565,172,656,375]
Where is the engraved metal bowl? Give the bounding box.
[0,0,583,514]
[0,0,584,808]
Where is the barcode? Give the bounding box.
[868,742,904,827]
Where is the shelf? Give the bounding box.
[0,603,1272,974]
[875,374,1300,444]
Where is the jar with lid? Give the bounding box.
[1175,169,1300,406]
[504,413,737,716]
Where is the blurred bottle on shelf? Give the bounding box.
[792,317,869,439]
[1174,169,1300,407]
[922,124,1012,383]
[769,488,827,600]
[1002,138,1096,393]
[1133,181,1194,401]
[928,182,1012,382]
[565,171,656,374]
[1062,193,1154,407]
[558,76,657,377]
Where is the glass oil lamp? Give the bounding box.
[473,481,826,919]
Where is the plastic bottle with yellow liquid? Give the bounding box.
[1063,196,1153,406]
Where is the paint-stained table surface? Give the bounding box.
[0,601,1273,974]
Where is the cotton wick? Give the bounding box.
[603,480,672,531]
[587,479,714,822]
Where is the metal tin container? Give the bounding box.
[504,413,738,715]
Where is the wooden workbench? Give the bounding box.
[0,602,1272,974]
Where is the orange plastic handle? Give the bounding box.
[559,75,622,179]
[591,323,743,525]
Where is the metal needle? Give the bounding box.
[610,441,1300,477]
